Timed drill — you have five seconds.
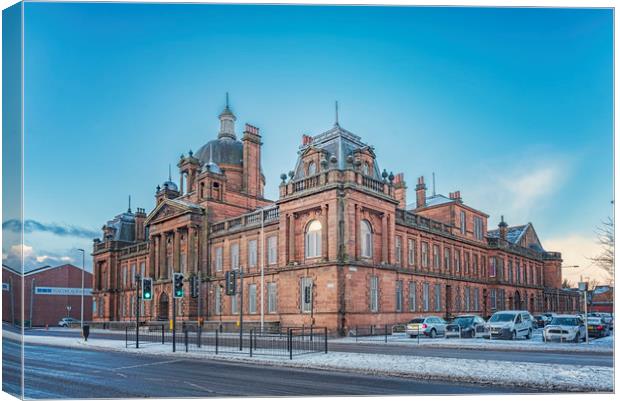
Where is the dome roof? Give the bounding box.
[162,180,178,191]
[195,137,243,167]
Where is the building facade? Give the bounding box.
[2,264,93,327]
[92,101,579,334]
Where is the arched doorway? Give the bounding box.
[514,291,521,310]
[158,292,169,321]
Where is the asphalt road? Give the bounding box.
[22,327,614,368]
[2,338,534,398]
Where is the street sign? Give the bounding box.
[578,282,589,292]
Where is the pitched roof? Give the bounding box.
[487,224,528,244]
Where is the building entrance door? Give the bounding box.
[158,292,169,320]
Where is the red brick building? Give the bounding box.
[2,264,92,327]
[92,100,580,334]
[589,285,614,313]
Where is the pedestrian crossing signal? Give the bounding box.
[142,278,153,300]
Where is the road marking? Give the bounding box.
[112,359,180,371]
[184,381,214,393]
[116,373,127,378]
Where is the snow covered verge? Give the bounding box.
[335,331,614,354]
[9,331,614,393]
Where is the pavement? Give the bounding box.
[21,326,614,367]
[2,338,534,399]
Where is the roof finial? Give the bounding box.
[335,100,339,126]
[226,92,229,109]
[128,195,132,213]
[168,164,172,182]
[432,172,436,196]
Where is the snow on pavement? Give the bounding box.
[9,332,614,393]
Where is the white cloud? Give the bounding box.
[500,166,562,210]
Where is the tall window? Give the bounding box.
[130,264,136,287]
[140,261,146,278]
[215,247,223,272]
[444,248,451,272]
[454,250,461,273]
[408,282,417,311]
[231,293,238,314]
[421,242,429,268]
[248,240,258,268]
[361,220,373,258]
[395,236,402,265]
[460,211,466,234]
[433,245,440,269]
[370,275,379,312]
[395,280,403,312]
[267,282,277,313]
[524,264,529,284]
[473,288,480,311]
[180,236,187,272]
[215,285,222,315]
[362,162,370,175]
[490,257,497,277]
[408,239,416,266]
[455,287,461,311]
[307,161,317,175]
[300,277,313,313]
[248,284,257,314]
[464,287,471,311]
[473,216,484,240]
[434,284,441,312]
[516,262,521,284]
[490,289,497,310]
[92,299,97,315]
[231,243,240,270]
[508,260,514,283]
[423,283,430,311]
[464,252,470,274]
[473,254,479,275]
[122,266,127,288]
[305,220,322,258]
[267,236,277,265]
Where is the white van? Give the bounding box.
[487,310,533,340]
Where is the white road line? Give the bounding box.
[116,372,127,378]
[184,381,214,393]
[111,359,180,371]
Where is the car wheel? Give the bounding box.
[429,329,437,338]
[409,334,415,339]
[525,329,532,340]
[510,330,516,340]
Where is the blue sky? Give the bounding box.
[6,4,613,282]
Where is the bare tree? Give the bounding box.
[589,217,614,275]
[561,279,572,288]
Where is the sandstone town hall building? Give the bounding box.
[92,99,579,334]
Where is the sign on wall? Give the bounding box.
[2,283,9,291]
[35,287,92,296]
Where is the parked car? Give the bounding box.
[405,316,447,338]
[533,315,549,328]
[486,310,533,340]
[598,313,614,330]
[543,315,586,342]
[587,317,611,338]
[445,315,486,338]
[58,317,78,327]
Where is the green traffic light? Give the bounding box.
[144,292,152,300]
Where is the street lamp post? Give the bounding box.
[66,305,72,319]
[77,249,85,329]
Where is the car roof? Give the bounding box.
[552,314,580,318]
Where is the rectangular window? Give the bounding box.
[473,216,484,240]
[434,284,441,312]
[490,257,496,277]
[444,248,451,272]
[473,254,479,275]
[215,286,221,315]
[433,244,440,269]
[460,211,466,234]
[215,247,223,272]
[248,240,258,268]
[131,264,136,287]
[395,236,402,265]
[408,239,416,266]
[92,299,97,314]
[524,263,529,284]
[490,289,497,310]
[267,282,277,313]
[140,261,146,278]
[231,293,238,314]
[231,243,240,270]
[395,280,403,312]
[408,282,417,311]
[464,287,471,311]
[268,236,277,265]
[464,252,470,274]
[473,288,479,311]
[300,277,313,313]
[423,282,430,311]
[508,260,513,283]
[454,250,461,273]
[370,275,379,312]
[180,250,186,272]
[421,242,429,268]
[454,287,461,311]
[122,266,127,288]
[516,262,521,284]
[248,284,257,314]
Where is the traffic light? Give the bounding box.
[225,271,237,295]
[142,278,153,300]
[173,272,184,299]
[304,285,311,304]
[190,275,199,298]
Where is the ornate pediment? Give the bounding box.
[144,198,203,226]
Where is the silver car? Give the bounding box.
[406,316,447,338]
[543,315,586,342]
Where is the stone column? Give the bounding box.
[321,205,328,260]
[288,214,296,264]
[381,213,388,264]
[149,236,156,278]
[174,228,181,273]
[159,233,167,279]
[179,172,184,194]
[188,226,196,275]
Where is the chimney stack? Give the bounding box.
[449,190,462,202]
[415,176,427,208]
[301,134,313,146]
[498,215,508,240]
[393,173,407,209]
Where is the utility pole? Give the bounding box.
[30,278,36,328]
[135,273,141,348]
[260,209,265,333]
[77,249,85,329]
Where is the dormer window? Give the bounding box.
[308,161,317,176]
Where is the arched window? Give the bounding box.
[308,161,317,176]
[362,162,370,176]
[305,220,322,258]
[361,220,373,258]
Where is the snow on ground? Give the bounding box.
[334,329,614,353]
[10,332,614,392]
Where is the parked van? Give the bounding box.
[487,310,533,340]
